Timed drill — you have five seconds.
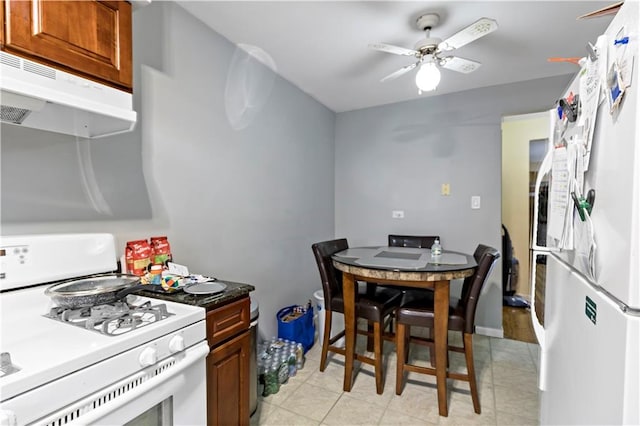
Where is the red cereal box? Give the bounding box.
[125,240,151,276]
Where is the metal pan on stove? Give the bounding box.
[44,273,145,309]
[183,281,227,295]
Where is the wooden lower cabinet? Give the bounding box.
[207,328,250,426]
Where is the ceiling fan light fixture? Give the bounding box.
[415,60,441,92]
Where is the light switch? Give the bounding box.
[471,196,481,209]
[441,183,450,196]
[392,210,405,219]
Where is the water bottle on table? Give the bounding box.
[431,238,442,260]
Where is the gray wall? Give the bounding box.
[334,74,571,334]
[1,2,336,339]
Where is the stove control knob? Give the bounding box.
[169,335,185,353]
[139,347,158,367]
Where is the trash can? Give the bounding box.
[313,290,344,347]
[249,297,259,416]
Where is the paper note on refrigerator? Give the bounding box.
[574,212,597,281]
[577,35,605,170]
[548,146,571,245]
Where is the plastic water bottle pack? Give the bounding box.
[258,338,306,397]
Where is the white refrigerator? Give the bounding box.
[531,2,640,425]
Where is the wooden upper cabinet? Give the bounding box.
[1,0,132,92]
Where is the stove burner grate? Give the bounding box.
[46,301,173,336]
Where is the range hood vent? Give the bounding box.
[1,105,31,124]
[0,51,137,139]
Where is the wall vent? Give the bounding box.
[0,52,20,68]
[23,58,56,80]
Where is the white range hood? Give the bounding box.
[0,51,137,139]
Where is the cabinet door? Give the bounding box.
[2,0,132,91]
[207,330,250,426]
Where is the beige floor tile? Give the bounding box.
[251,401,278,426]
[490,342,533,359]
[495,410,538,426]
[323,394,386,425]
[344,363,395,407]
[306,359,358,394]
[278,382,341,421]
[490,350,537,374]
[438,399,497,426]
[386,381,440,423]
[379,407,437,425]
[258,406,320,426]
[493,383,539,419]
[491,364,538,389]
[305,342,323,361]
[448,380,495,415]
[528,343,541,372]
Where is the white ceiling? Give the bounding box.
[176,1,615,112]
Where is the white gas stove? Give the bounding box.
[0,234,208,426]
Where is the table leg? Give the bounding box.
[434,279,450,417]
[342,272,356,392]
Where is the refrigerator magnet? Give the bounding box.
[607,62,625,114]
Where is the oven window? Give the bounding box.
[124,397,173,425]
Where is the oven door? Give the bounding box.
[36,341,209,426]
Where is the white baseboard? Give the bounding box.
[475,326,504,338]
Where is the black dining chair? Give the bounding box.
[388,234,439,249]
[394,244,500,414]
[312,238,403,394]
[386,234,440,303]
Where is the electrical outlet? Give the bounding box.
[471,196,481,209]
[441,183,450,196]
[392,210,405,219]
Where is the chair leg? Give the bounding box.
[374,321,384,394]
[396,322,406,395]
[367,321,374,352]
[464,332,481,414]
[320,310,332,372]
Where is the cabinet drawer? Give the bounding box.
[206,297,250,347]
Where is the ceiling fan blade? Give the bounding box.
[369,43,418,56]
[437,18,498,51]
[380,62,418,82]
[440,56,482,73]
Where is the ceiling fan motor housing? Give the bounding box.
[415,37,442,55]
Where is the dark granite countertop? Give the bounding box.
[137,280,254,311]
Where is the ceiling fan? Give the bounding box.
[370,13,498,93]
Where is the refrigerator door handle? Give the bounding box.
[530,250,547,391]
[531,115,558,252]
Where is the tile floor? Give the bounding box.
[251,332,540,425]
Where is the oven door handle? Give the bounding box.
[37,341,209,426]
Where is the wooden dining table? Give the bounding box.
[332,246,477,417]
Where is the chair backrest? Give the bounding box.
[388,234,440,248]
[459,244,500,334]
[311,238,349,312]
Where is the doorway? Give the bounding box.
[501,112,549,342]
